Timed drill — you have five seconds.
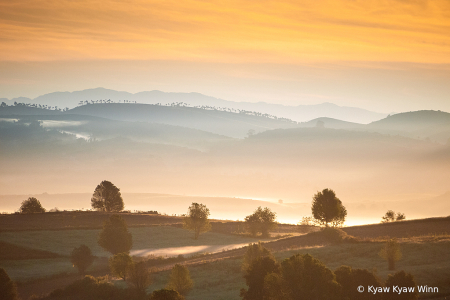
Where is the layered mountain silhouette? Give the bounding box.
[1,87,387,124]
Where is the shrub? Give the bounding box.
[242,241,273,270]
[384,271,418,300]
[167,264,193,296]
[128,262,152,292]
[379,238,402,270]
[109,252,133,280]
[240,256,280,300]
[149,289,185,300]
[335,265,383,300]
[71,244,95,275]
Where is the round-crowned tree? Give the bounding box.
[98,215,132,255]
[19,197,45,213]
[183,203,211,240]
[91,181,124,212]
[245,207,277,237]
[70,244,95,275]
[335,265,383,300]
[311,189,347,227]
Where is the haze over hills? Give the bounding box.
[1,87,388,124]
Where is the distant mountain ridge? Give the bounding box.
[1,87,387,124]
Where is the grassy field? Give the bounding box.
[139,237,450,300]
[0,226,271,282]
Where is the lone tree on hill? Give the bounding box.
[183,203,211,240]
[19,197,46,213]
[70,244,95,275]
[91,180,124,212]
[167,264,194,296]
[98,215,132,255]
[245,207,277,237]
[0,268,18,300]
[382,210,406,223]
[311,189,347,227]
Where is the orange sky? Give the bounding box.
[1,0,449,64]
[1,0,450,111]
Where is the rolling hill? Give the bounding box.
[2,87,387,123]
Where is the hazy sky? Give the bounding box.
[1,0,449,112]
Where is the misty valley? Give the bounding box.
[1,98,450,300]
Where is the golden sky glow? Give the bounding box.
[1,0,449,63]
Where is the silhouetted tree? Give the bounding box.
[98,215,132,255]
[245,207,277,237]
[109,252,133,280]
[242,241,274,270]
[149,289,185,300]
[70,244,95,275]
[0,268,18,300]
[379,238,402,270]
[382,210,395,222]
[395,212,406,221]
[335,265,383,300]
[128,261,151,293]
[167,264,193,296]
[183,203,211,239]
[19,197,46,213]
[311,189,346,227]
[384,271,418,300]
[240,256,280,300]
[0,102,6,107]
[91,180,124,212]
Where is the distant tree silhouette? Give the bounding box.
[19,197,46,213]
[379,238,402,270]
[242,241,274,270]
[128,261,151,293]
[183,203,211,239]
[109,252,133,280]
[0,268,18,300]
[167,264,193,296]
[311,189,347,227]
[335,265,383,300]
[98,215,132,255]
[382,210,406,223]
[0,102,6,107]
[245,207,277,237]
[149,289,185,300]
[70,244,95,275]
[240,256,280,300]
[91,180,124,212]
[384,271,418,300]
